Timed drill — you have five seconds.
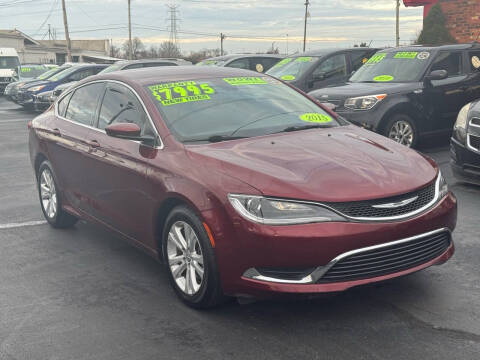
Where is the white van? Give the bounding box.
[0,48,20,93]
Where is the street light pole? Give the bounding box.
[128,0,133,60]
[396,0,400,47]
[303,0,310,52]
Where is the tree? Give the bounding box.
[354,42,367,48]
[122,37,145,59]
[416,3,456,45]
[110,44,123,59]
[158,41,182,58]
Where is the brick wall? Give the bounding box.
[439,0,480,43]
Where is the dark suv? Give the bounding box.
[266,48,378,92]
[309,44,480,147]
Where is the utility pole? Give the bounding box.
[220,33,226,56]
[303,0,310,52]
[286,34,289,55]
[48,24,52,40]
[396,0,400,47]
[61,0,72,62]
[128,0,133,60]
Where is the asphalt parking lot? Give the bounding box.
[0,95,479,360]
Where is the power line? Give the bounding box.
[32,0,58,37]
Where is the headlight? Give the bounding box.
[344,94,387,110]
[29,85,46,92]
[453,103,471,144]
[438,170,448,199]
[228,194,346,225]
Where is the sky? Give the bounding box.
[1,0,425,55]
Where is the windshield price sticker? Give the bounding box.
[295,57,313,62]
[394,52,418,59]
[472,56,480,69]
[373,75,394,82]
[366,53,386,65]
[223,77,268,85]
[274,58,292,67]
[300,113,332,123]
[21,67,31,72]
[417,51,430,60]
[281,75,296,81]
[149,81,215,106]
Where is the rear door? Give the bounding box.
[81,82,157,244]
[45,82,105,211]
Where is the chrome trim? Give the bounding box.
[467,134,480,154]
[55,79,164,149]
[243,227,452,284]
[230,172,443,224]
[469,117,480,129]
[372,196,418,209]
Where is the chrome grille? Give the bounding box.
[326,181,436,219]
[469,134,480,151]
[318,230,451,283]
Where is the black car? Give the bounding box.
[196,54,283,73]
[266,47,378,92]
[100,58,192,73]
[451,99,480,185]
[309,44,480,147]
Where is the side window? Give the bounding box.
[312,54,347,80]
[351,50,373,72]
[143,62,174,67]
[430,52,462,77]
[57,91,72,117]
[98,84,151,136]
[69,68,95,81]
[251,58,279,73]
[468,51,480,72]
[64,83,105,126]
[124,63,144,70]
[227,58,250,70]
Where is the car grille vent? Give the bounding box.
[325,180,436,219]
[469,134,480,151]
[317,230,451,283]
[470,118,480,127]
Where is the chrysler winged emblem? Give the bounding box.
[372,196,418,209]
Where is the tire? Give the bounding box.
[162,205,226,309]
[37,160,78,228]
[383,114,418,148]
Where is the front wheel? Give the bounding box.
[162,206,226,309]
[383,114,418,148]
[38,161,78,228]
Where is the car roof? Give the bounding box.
[203,54,284,61]
[86,66,269,86]
[381,43,480,53]
[114,58,190,67]
[289,47,379,58]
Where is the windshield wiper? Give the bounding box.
[278,124,332,133]
[184,135,249,143]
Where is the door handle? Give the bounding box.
[87,140,100,148]
[52,128,61,136]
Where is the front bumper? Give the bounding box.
[207,192,457,297]
[450,137,480,185]
[33,93,53,111]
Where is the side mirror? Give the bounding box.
[322,102,337,112]
[426,69,448,81]
[105,123,141,139]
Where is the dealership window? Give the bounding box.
[430,52,462,77]
[64,83,105,126]
[98,84,151,136]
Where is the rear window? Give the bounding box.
[145,76,340,143]
[266,56,320,81]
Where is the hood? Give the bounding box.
[0,69,14,77]
[309,81,420,101]
[24,80,50,89]
[186,125,437,203]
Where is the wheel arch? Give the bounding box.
[377,102,422,134]
[34,152,48,176]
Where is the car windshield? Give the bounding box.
[146,76,341,143]
[350,50,432,83]
[100,63,124,73]
[18,65,48,79]
[196,59,227,66]
[266,56,320,81]
[37,67,65,80]
[0,56,20,69]
[49,66,80,81]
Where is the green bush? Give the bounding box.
[416,3,456,45]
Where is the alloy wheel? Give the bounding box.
[388,120,414,147]
[167,221,205,296]
[40,168,57,219]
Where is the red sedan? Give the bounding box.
[28,67,457,308]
